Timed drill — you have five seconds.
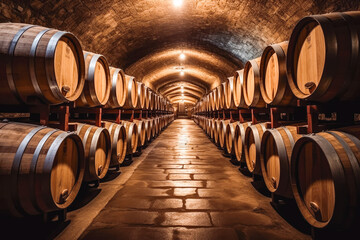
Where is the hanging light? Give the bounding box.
[179,52,186,60]
[173,0,183,7]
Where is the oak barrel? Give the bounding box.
[286,12,360,102]
[0,23,85,105]
[260,41,296,106]
[225,122,238,154]
[136,82,146,109]
[244,122,268,174]
[76,51,111,107]
[103,121,127,166]
[133,120,146,147]
[219,119,230,148]
[76,123,111,181]
[260,125,302,198]
[234,122,251,163]
[106,67,126,108]
[233,70,247,108]
[123,75,138,109]
[291,126,360,229]
[121,121,139,154]
[0,122,85,217]
[243,57,266,107]
[224,77,237,109]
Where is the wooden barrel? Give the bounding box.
[260,41,296,106]
[123,75,138,109]
[103,121,127,166]
[76,123,111,181]
[217,83,226,110]
[144,86,150,110]
[76,51,111,107]
[243,58,266,108]
[244,123,268,174]
[209,91,215,111]
[136,82,146,109]
[133,120,146,147]
[260,125,302,198]
[224,77,237,109]
[212,89,219,111]
[206,118,211,136]
[225,122,238,154]
[122,121,139,154]
[106,67,125,108]
[219,119,231,148]
[144,119,152,142]
[209,118,215,139]
[0,122,85,217]
[287,12,360,102]
[150,118,156,138]
[233,70,247,108]
[291,125,360,229]
[234,122,251,163]
[0,23,85,105]
[149,90,156,110]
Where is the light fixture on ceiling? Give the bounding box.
[180,70,184,76]
[179,52,186,60]
[181,88,184,93]
[173,0,183,7]
[181,93,184,97]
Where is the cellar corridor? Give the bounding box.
[70,119,310,240]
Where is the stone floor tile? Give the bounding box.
[152,198,183,209]
[173,227,239,240]
[173,188,197,197]
[168,173,192,180]
[149,180,204,188]
[210,211,273,227]
[162,212,212,227]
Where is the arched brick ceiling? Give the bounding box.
[1,0,359,105]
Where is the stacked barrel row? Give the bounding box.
[0,22,174,218]
[194,11,360,232]
[0,23,172,110]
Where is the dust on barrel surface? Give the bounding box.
[76,51,111,107]
[260,125,302,197]
[291,126,360,229]
[76,123,111,181]
[0,122,84,217]
[286,12,360,102]
[0,23,85,105]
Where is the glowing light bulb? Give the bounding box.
[181,89,184,93]
[173,0,183,7]
[180,70,184,76]
[182,93,184,97]
[179,53,186,60]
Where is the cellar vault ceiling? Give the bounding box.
[1,0,359,105]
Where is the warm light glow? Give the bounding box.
[173,0,183,7]
[179,52,186,60]
[182,94,184,97]
[181,88,184,93]
[180,70,184,76]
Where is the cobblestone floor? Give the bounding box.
[79,119,311,240]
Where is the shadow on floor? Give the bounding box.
[0,214,71,240]
[69,187,102,211]
[270,199,311,235]
[101,170,121,182]
[251,180,271,197]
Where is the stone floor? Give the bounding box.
[78,119,311,240]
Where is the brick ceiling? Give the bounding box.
[1,0,359,104]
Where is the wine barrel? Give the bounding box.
[206,118,211,136]
[291,126,360,229]
[144,119,152,142]
[76,51,111,107]
[0,23,85,105]
[150,118,156,138]
[0,122,85,217]
[260,41,296,106]
[133,120,146,147]
[224,77,237,109]
[244,123,268,174]
[136,82,146,109]
[233,70,247,108]
[234,122,252,163]
[122,121,139,154]
[287,12,360,102]
[225,122,238,154]
[260,125,302,198]
[219,119,231,148]
[123,75,138,109]
[103,121,127,166]
[144,86,150,110]
[209,118,215,139]
[214,120,221,144]
[243,58,266,107]
[209,91,215,111]
[76,123,111,181]
[106,67,125,108]
[217,83,226,110]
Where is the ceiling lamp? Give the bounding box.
[173,0,183,7]
[180,70,184,76]
[179,52,186,60]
